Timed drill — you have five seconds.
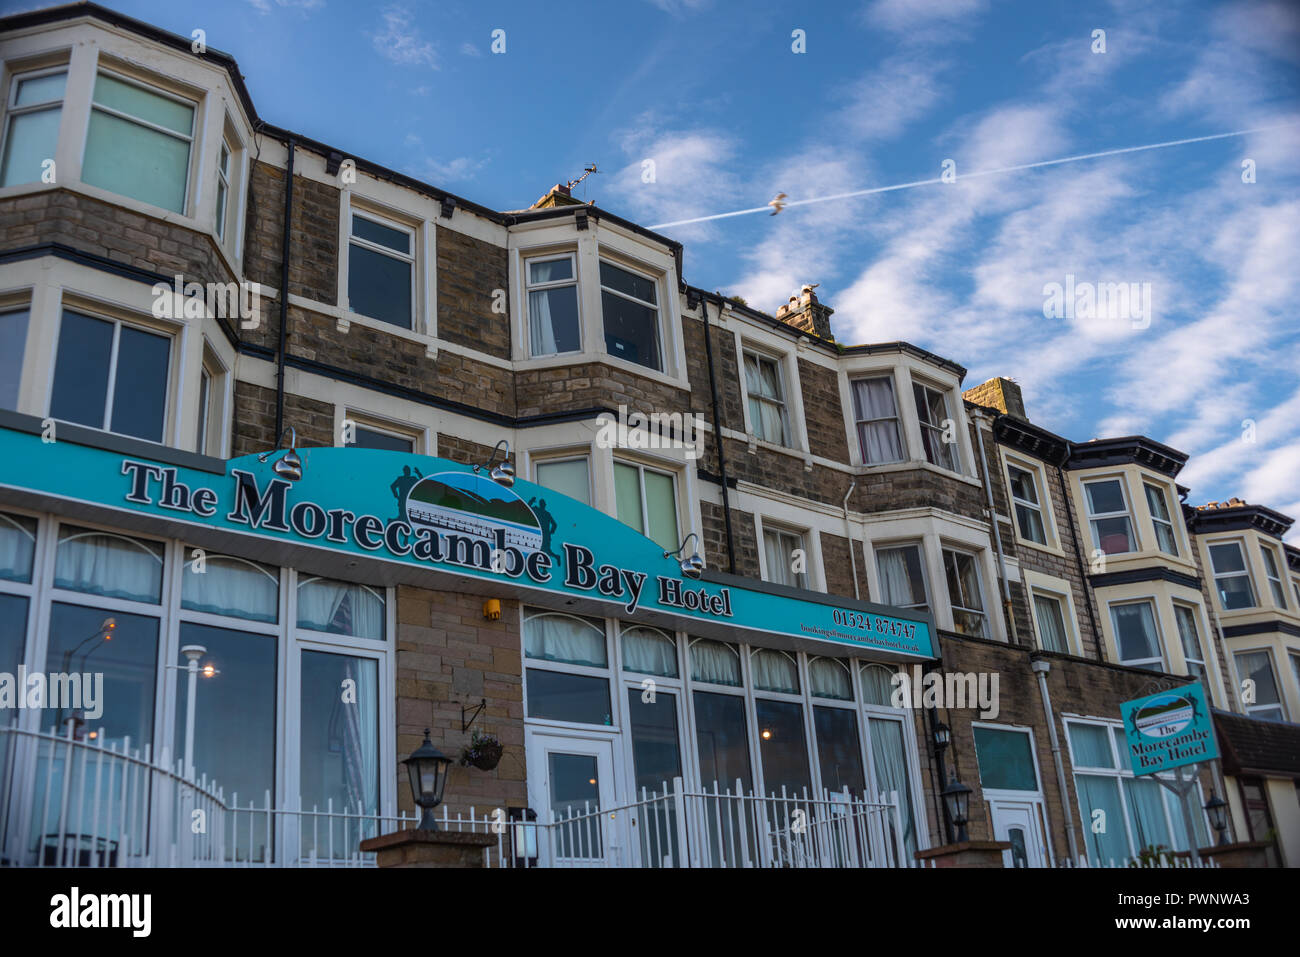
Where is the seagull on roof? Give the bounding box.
[769,192,787,216]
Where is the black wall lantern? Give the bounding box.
[941,777,972,844]
[1204,792,1229,845]
[404,729,453,830]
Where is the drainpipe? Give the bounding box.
[699,294,736,573]
[842,480,859,600]
[974,411,1018,643]
[274,136,297,442]
[1031,658,1079,861]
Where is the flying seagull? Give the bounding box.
[769,192,787,216]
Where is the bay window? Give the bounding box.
[1208,541,1256,610]
[1143,483,1179,556]
[1260,545,1288,609]
[1172,602,1206,678]
[943,548,987,637]
[912,381,957,471]
[347,210,414,328]
[600,260,662,372]
[762,524,807,590]
[1234,650,1286,720]
[743,351,790,445]
[0,68,65,188]
[851,376,903,464]
[1084,478,1136,555]
[83,71,195,214]
[1109,600,1164,671]
[526,255,581,356]
[613,460,678,551]
[50,310,171,443]
[875,543,928,613]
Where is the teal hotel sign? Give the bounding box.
[1119,682,1219,776]
[0,416,936,661]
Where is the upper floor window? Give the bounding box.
[0,68,65,187]
[50,310,170,443]
[599,261,661,372]
[1008,464,1047,545]
[1259,545,1288,609]
[534,456,591,506]
[943,548,987,637]
[1110,600,1164,671]
[762,525,806,590]
[850,376,903,464]
[196,346,226,457]
[348,211,414,329]
[1234,650,1285,721]
[613,460,677,551]
[0,308,29,411]
[348,423,413,453]
[1031,590,1070,653]
[1143,483,1178,556]
[83,72,195,215]
[215,138,232,242]
[912,382,956,471]
[1172,602,1205,678]
[743,351,790,445]
[1208,541,1256,610]
[1084,478,1136,555]
[526,255,580,356]
[876,543,928,613]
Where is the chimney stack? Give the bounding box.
[775,285,834,341]
[963,377,1028,420]
[530,183,584,209]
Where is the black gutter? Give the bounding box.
[274,134,295,442]
[694,292,736,574]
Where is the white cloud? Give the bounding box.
[247,0,325,13]
[371,7,439,69]
[836,54,945,141]
[460,42,482,57]
[863,0,987,34]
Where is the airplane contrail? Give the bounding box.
[648,123,1296,230]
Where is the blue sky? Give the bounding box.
[43,0,1300,535]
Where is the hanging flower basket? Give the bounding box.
[461,731,503,771]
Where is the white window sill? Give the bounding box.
[515,350,689,391]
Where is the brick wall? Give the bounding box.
[436,227,510,359]
[798,358,851,462]
[819,530,871,601]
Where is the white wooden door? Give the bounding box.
[526,731,621,866]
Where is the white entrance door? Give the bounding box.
[989,800,1048,868]
[526,731,621,866]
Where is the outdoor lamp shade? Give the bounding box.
[273,449,303,481]
[933,721,951,750]
[941,777,972,842]
[681,553,705,580]
[490,460,515,487]
[1204,793,1229,838]
[404,730,453,830]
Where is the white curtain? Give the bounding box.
[751,649,799,694]
[55,529,162,603]
[764,531,794,587]
[0,513,35,581]
[524,613,606,667]
[621,626,677,677]
[342,657,379,816]
[182,556,278,622]
[744,355,787,443]
[690,639,741,686]
[877,548,918,607]
[298,578,384,640]
[860,664,897,706]
[1033,595,1068,653]
[869,718,916,858]
[528,288,558,355]
[809,657,852,700]
[852,379,903,463]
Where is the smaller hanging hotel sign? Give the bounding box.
[1119,682,1219,776]
[0,424,935,660]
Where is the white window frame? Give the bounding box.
[520,608,618,733]
[942,546,988,638]
[760,523,808,590]
[1142,481,1179,557]
[612,457,680,550]
[598,257,665,374]
[1233,647,1287,721]
[1083,476,1137,555]
[1259,543,1289,610]
[532,453,593,507]
[347,208,417,330]
[1007,460,1049,547]
[849,373,905,466]
[195,342,228,457]
[873,541,930,614]
[1207,539,1257,611]
[1171,600,1206,678]
[741,348,792,447]
[912,379,958,472]
[1030,588,1073,655]
[524,252,582,358]
[0,66,67,187]
[1108,598,1166,671]
[215,136,232,242]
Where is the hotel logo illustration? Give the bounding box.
[402,470,544,554]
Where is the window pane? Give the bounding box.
[867,717,917,858]
[643,470,677,551]
[350,426,413,453]
[0,107,61,187]
[690,638,741,686]
[0,592,29,688]
[529,257,573,283]
[808,657,852,699]
[84,110,191,213]
[1124,777,1172,854]
[529,285,580,354]
[1209,542,1247,573]
[860,664,897,706]
[15,72,66,106]
[600,261,656,303]
[973,727,1038,791]
[536,459,590,505]
[626,686,682,793]
[300,651,379,840]
[524,612,606,667]
[1068,723,1116,768]
[877,545,927,609]
[1093,516,1136,554]
[614,462,643,534]
[348,243,412,328]
[93,74,193,135]
[814,706,865,796]
[852,377,903,464]
[110,324,170,442]
[50,311,114,429]
[602,290,661,371]
[297,577,384,639]
[0,511,37,582]
[694,691,752,791]
[182,555,278,622]
[175,622,276,861]
[621,625,677,677]
[351,215,409,254]
[1236,651,1281,709]
[1173,605,1203,666]
[1076,774,1131,864]
[755,698,811,796]
[525,668,611,725]
[1086,480,1126,515]
[54,526,163,603]
[751,649,799,694]
[1033,594,1069,653]
[1111,602,1161,668]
